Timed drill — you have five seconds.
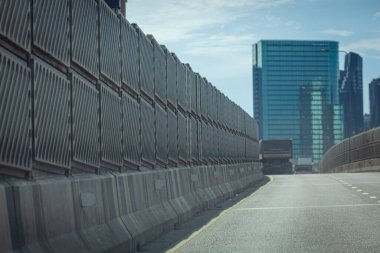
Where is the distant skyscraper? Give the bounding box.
[339,52,363,137]
[363,113,371,131]
[252,40,343,163]
[369,78,380,128]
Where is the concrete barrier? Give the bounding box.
[116,170,177,249]
[0,162,263,253]
[70,174,133,253]
[0,182,13,253]
[8,177,87,253]
[166,167,204,224]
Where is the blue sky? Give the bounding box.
[127,0,380,116]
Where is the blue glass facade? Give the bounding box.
[252,40,343,163]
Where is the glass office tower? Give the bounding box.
[252,40,343,163]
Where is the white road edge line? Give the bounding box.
[238,203,380,210]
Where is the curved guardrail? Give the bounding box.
[320,127,380,173]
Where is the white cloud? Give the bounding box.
[127,0,295,43]
[125,0,300,114]
[183,33,258,55]
[343,38,380,54]
[207,0,295,8]
[375,11,380,18]
[321,29,354,37]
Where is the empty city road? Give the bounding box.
[166,173,380,253]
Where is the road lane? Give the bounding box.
[170,174,380,253]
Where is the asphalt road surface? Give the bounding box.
[148,173,380,253]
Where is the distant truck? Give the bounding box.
[294,158,313,174]
[260,139,293,175]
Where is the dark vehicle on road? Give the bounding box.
[261,139,293,174]
[294,158,313,174]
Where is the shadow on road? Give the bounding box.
[140,176,270,253]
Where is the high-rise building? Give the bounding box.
[252,40,343,163]
[339,52,363,137]
[369,78,380,128]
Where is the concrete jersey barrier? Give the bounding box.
[0,163,263,253]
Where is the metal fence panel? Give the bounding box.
[0,47,31,172]
[165,48,177,107]
[215,89,221,123]
[198,120,202,161]
[71,0,99,78]
[99,0,121,86]
[188,67,197,114]
[120,18,139,92]
[190,117,198,161]
[155,103,168,164]
[33,0,70,65]
[207,84,214,121]
[33,58,71,168]
[200,77,208,118]
[167,108,178,163]
[122,91,140,165]
[71,72,100,168]
[135,26,154,99]
[148,35,166,103]
[176,58,187,111]
[201,121,208,160]
[140,99,155,164]
[100,83,122,166]
[178,111,188,162]
[0,0,30,52]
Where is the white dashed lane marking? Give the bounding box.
[337,180,378,201]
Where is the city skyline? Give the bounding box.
[252,40,343,162]
[127,0,380,116]
[339,52,364,138]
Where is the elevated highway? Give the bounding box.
[149,174,380,253]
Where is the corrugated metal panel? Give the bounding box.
[167,108,178,163]
[135,25,154,99]
[33,58,71,168]
[220,94,226,126]
[164,47,177,107]
[120,18,139,92]
[176,57,187,111]
[122,91,140,165]
[198,120,202,161]
[99,0,121,86]
[188,67,196,114]
[0,0,31,52]
[0,47,31,171]
[100,83,122,166]
[178,111,188,162]
[190,117,198,161]
[149,35,166,103]
[71,0,99,78]
[33,0,70,65]
[155,103,168,164]
[216,89,221,123]
[207,84,213,120]
[71,72,100,168]
[200,77,207,118]
[201,121,208,161]
[140,99,155,164]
